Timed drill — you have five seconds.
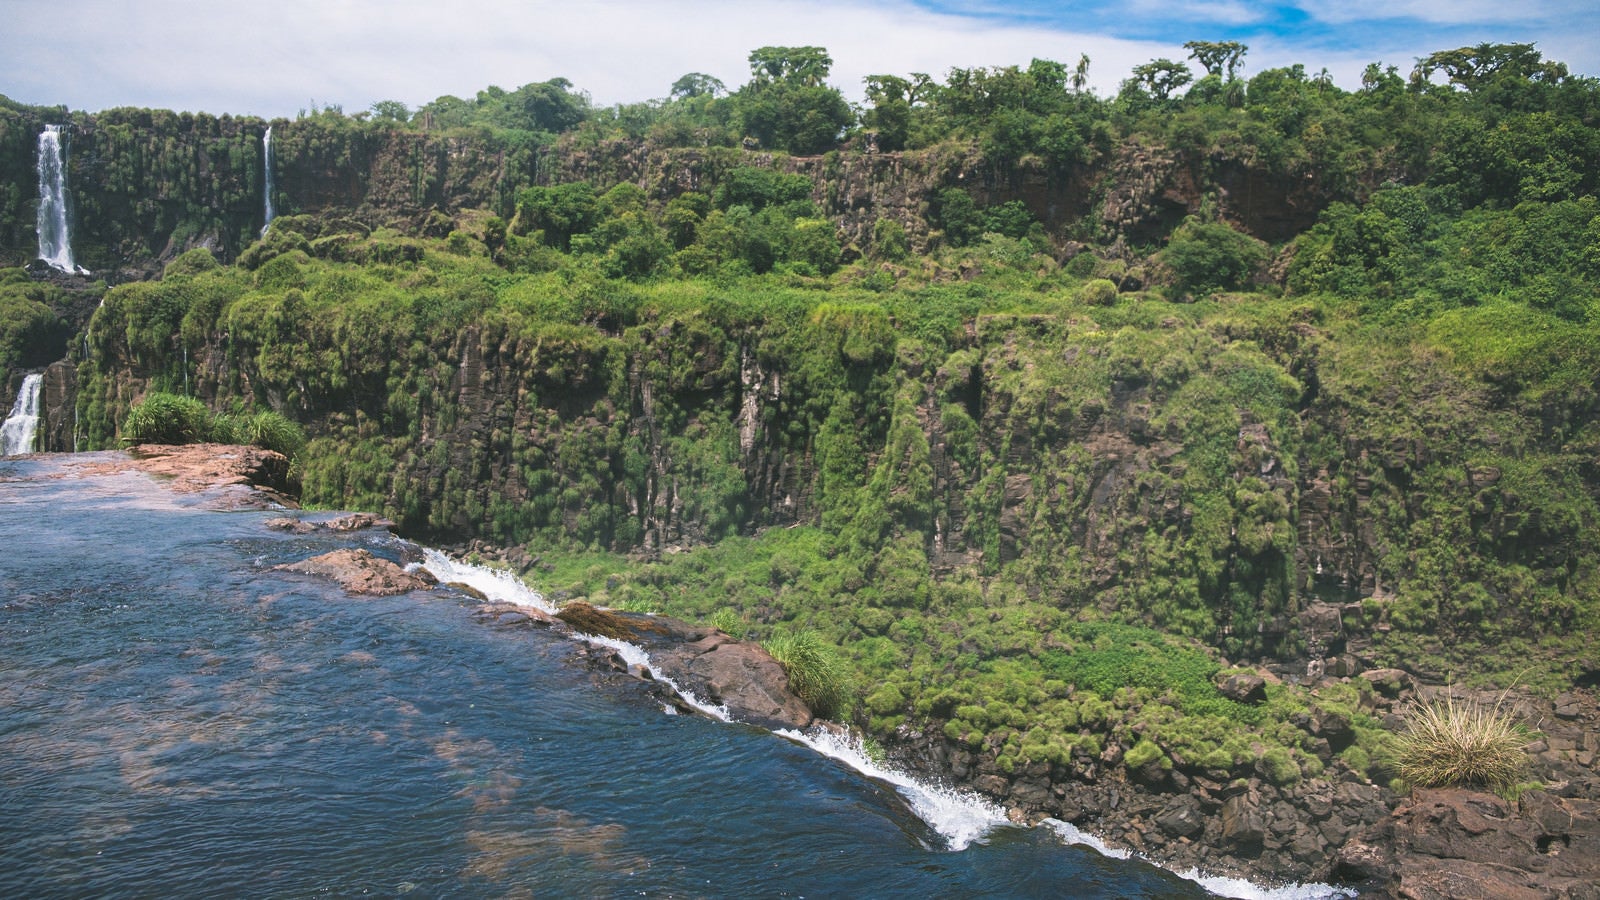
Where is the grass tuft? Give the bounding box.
[764,630,849,720]
[1394,692,1528,791]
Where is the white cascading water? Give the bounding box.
[1,374,44,456]
[417,548,732,720]
[776,726,1009,851]
[411,549,1354,896]
[261,126,275,236]
[36,126,82,274]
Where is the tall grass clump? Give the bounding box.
[121,394,305,460]
[121,392,211,445]
[1394,692,1528,790]
[764,630,849,720]
[244,410,306,460]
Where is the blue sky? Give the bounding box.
[4,0,1596,119]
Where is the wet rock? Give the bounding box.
[264,516,317,534]
[276,549,436,596]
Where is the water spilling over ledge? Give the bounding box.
[1,373,43,455]
[35,125,85,275]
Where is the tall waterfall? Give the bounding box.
[36,126,80,274]
[1,374,43,456]
[261,126,275,236]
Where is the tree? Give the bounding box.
[670,73,726,100]
[748,46,833,87]
[369,100,411,124]
[1184,41,1248,80]
[515,182,598,250]
[1071,54,1092,93]
[1160,219,1269,297]
[1415,43,1568,91]
[1129,59,1194,102]
[863,75,913,151]
[506,78,590,133]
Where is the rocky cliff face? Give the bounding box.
[1,109,1342,277]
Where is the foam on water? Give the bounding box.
[1173,870,1357,900]
[415,550,727,719]
[1041,817,1132,859]
[775,726,1009,851]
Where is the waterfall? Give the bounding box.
[36,126,82,274]
[1,374,43,456]
[261,126,275,236]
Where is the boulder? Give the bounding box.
[277,549,436,596]
[1361,668,1415,698]
[1217,672,1268,704]
[1154,795,1205,838]
[1220,792,1266,855]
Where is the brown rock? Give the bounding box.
[1346,788,1600,899]
[277,549,435,596]
[650,631,815,731]
[1220,793,1266,855]
[324,512,393,532]
[1361,667,1415,697]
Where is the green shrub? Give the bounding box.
[709,608,744,636]
[1124,738,1168,770]
[1260,746,1302,786]
[244,410,307,459]
[1079,278,1118,306]
[764,630,849,719]
[1394,694,1527,790]
[122,393,211,445]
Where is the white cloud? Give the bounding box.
[1124,0,1268,27]
[1288,0,1595,25]
[6,0,1178,116]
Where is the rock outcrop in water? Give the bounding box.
[277,548,438,596]
[556,602,815,731]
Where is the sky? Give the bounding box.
[4,0,1596,119]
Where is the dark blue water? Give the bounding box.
[0,454,1221,898]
